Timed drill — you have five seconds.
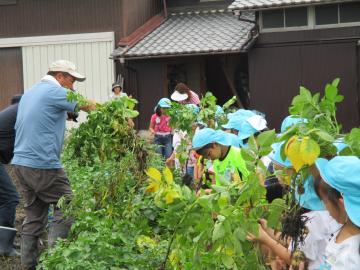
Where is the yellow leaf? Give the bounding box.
[284,135,298,157]
[145,180,160,193]
[299,137,320,166]
[145,167,162,182]
[165,189,180,204]
[286,137,304,172]
[163,166,173,185]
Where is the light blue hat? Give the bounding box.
[269,142,292,168]
[316,156,360,226]
[295,175,325,211]
[269,142,324,210]
[227,109,255,121]
[222,116,242,131]
[155,98,171,111]
[280,115,307,133]
[185,103,200,114]
[333,139,348,154]
[237,121,259,140]
[192,128,238,150]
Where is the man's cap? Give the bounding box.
[192,128,239,151]
[171,90,188,102]
[316,156,360,226]
[49,60,85,82]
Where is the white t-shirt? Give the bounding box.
[289,211,341,270]
[108,92,127,100]
[318,233,360,270]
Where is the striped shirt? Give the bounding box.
[179,90,200,105]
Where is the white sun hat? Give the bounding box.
[171,90,188,102]
[49,60,85,81]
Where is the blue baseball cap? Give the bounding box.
[316,156,360,226]
[237,120,260,140]
[192,128,239,150]
[156,98,171,109]
[280,115,308,133]
[269,142,324,210]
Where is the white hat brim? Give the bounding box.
[68,71,86,82]
[171,91,188,102]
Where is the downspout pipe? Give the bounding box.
[163,0,168,18]
[235,10,259,52]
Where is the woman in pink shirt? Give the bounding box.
[170,83,200,105]
[149,98,173,159]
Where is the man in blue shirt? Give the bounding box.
[12,60,96,270]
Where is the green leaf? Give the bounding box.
[315,130,334,142]
[221,254,234,269]
[212,221,225,242]
[257,129,276,148]
[332,78,340,88]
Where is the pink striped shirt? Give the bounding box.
[179,90,200,105]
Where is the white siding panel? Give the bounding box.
[21,33,115,128]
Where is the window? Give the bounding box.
[285,7,308,27]
[262,7,308,29]
[315,4,338,25]
[262,9,284,28]
[340,2,360,23]
[315,2,360,26]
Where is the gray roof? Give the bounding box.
[228,0,354,10]
[119,10,255,59]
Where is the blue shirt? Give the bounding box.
[12,81,76,169]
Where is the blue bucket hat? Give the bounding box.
[269,142,324,210]
[237,120,260,140]
[316,156,360,226]
[192,128,239,150]
[155,98,171,111]
[280,115,307,133]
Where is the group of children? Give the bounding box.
[149,95,360,269]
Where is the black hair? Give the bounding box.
[155,106,162,116]
[314,176,342,212]
[195,143,213,156]
[11,95,22,105]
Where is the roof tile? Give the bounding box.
[119,10,255,59]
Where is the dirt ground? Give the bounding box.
[1,165,26,270]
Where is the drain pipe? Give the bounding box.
[163,0,168,18]
[234,10,259,51]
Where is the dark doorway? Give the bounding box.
[0,47,23,110]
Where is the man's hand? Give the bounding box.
[80,99,97,112]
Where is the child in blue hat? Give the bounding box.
[192,128,249,186]
[247,142,341,270]
[315,156,360,270]
[149,98,172,159]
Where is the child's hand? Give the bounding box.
[246,224,271,244]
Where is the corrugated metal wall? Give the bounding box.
[21,34,115,127]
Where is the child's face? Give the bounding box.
[160,108,167,115]
[318,182,347,224]
[200,144,222,160]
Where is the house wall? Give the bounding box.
[249,26,360,132]
[0,0,163,110]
